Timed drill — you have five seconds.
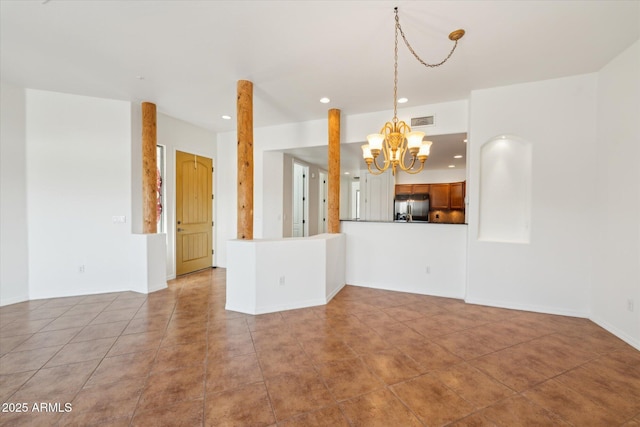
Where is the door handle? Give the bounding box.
[177,228,185,232]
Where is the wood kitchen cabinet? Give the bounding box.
[450,182,465,209]
[395,184,413,195]
[430,184,451,209]
[412,184,430,195]
[396,181,465,210]
[395,183,430,196]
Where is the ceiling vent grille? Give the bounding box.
[411,115,435,127]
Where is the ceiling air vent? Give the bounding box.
[411,115,435,127]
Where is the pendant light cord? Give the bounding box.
[394,7,461,70]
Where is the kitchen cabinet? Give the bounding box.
[412,184,430,195]
[395,184,430,196]
[450,182,465,209]
[395,184,413,195]
[395,181,465,210]
[430,184,451,209]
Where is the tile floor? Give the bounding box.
[1,268,639,426]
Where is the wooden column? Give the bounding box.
[328,108,341,233]
[142,102,157,234]
[237,80,254,239]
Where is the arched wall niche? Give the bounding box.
[478,134,532,244]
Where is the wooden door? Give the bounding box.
[176,151,212,275]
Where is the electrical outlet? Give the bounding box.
[425,266,431,274]
[79,265,85,273]
[628,299,634,312]
[279,276,285,286]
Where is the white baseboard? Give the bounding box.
[590,315,640,351]
[0,294,29,307]
[326,283,345,303]
[464,296,589,318]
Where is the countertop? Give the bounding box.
[340,219,466,225]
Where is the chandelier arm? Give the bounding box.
[403,160,425,175]
[367,163,385,176]
[400,153,417,171]
[372,153,387,172]
[395,8,460,68]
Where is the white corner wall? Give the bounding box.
[466,74,598,317]
[226,234,346,314]
[0,83,29,305]
[592,40,640,349]
[25,89,134,299]
[156,112,216,278]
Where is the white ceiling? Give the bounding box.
[2,0,638,174]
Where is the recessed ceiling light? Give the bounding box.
[320,97,330,104]
[221,115,231,120]
[454,155,463,159]
[448,165,455,168]
[398,97,408,104]
[344,171,350,175]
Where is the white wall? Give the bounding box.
[395,168,466,185]
[262,151,284,238]
[226,234,345,314]
[156,112,216,278]
[466,74,598,317]
[592,40,640,348]
[0,83,29,305]
[343,221,467,299]
[216,100,468,267]
[26,89,134,299]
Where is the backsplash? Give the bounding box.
[429,209,465,224]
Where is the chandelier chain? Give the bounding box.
[393,16,399,123]
[394,8,459,69]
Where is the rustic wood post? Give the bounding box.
[328,108,341,233]
[237,80,254,239]
[142,102,157,234]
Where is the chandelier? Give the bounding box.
[362,7,464,175]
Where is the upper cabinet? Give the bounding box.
[430,184,451,209]
[413,184,430,195]
[396,181,465,210]
[394,183,430,196]
[450,182,465,209]
[395,184,414,195]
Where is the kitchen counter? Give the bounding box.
[341,219,466,225]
